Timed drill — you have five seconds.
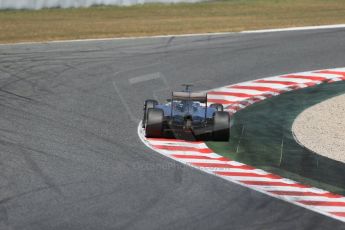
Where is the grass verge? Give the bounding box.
[1,0,345,43]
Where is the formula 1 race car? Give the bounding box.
[143,84,230,141]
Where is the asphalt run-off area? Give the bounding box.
[1,27,345,229]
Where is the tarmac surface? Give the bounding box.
[1,28,345,229]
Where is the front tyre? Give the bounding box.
[145,108,164,138]
[213,111,230,141]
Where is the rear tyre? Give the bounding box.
[210,103,224,112]
[145,108,164,138]
[213,111,230,141]
[143,99,158,128]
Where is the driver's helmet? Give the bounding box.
[174,100,201,113]
[177,100,187,112]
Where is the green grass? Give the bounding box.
[207,81,345,195]
[1,0,345,43]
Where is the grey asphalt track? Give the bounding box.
[1,28,345,230]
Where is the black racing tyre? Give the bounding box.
[145,108,164,138]
[210,103,224,112]
[213,111,230,141]
[143,99,158,128]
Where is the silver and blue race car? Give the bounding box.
[143,85,230,141]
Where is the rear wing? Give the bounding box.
[172,91,207,103]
